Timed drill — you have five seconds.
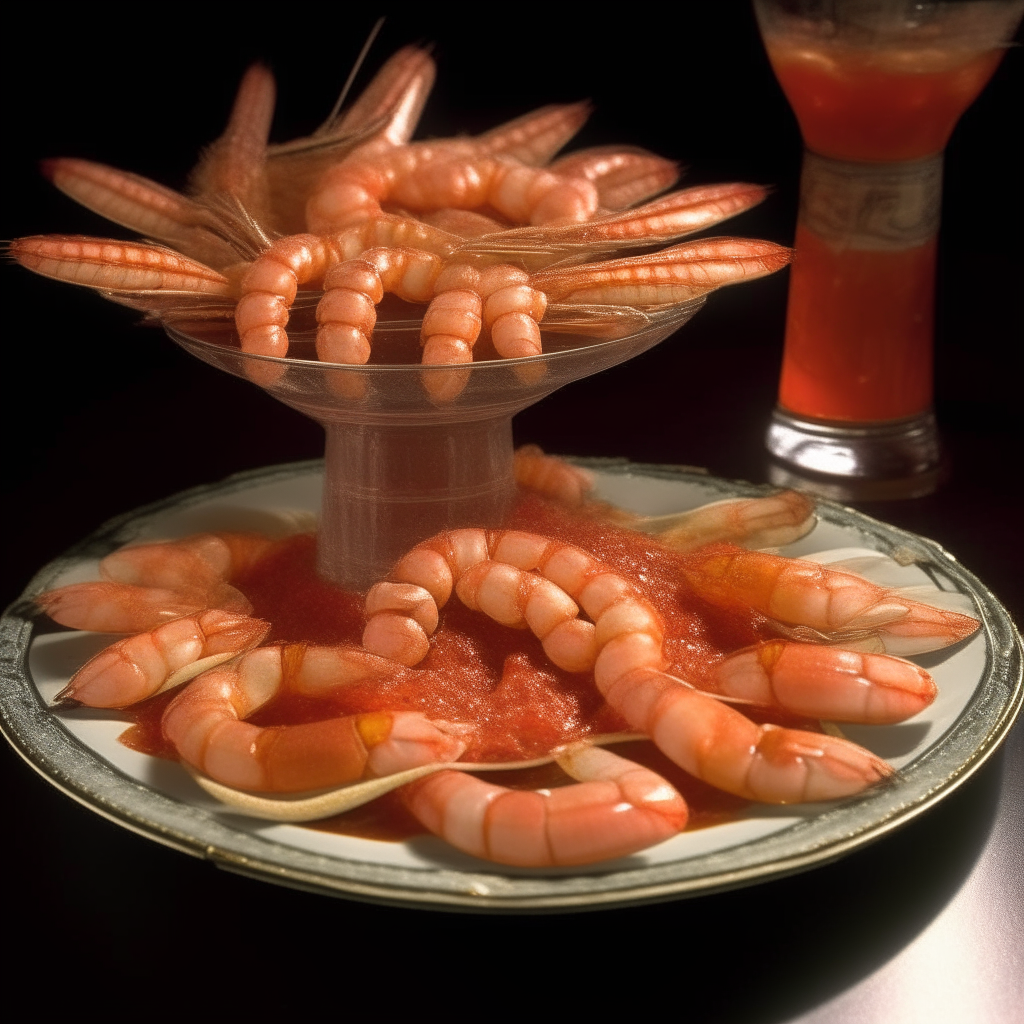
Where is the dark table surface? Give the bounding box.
[2,10,1021,1020]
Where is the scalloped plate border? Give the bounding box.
[1,460,1020,912]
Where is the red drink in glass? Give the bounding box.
[755,0,1022,492]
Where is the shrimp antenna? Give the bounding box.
[321,17,386,130]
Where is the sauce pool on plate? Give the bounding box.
[121,494,823,840]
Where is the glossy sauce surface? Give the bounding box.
[122,495,821,840]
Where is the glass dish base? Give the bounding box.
[765,407,942,501]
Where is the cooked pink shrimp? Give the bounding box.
[366,529,924,803]
[512,449,815,551]
[306,144,601,235]
[473,102,593,166]
[363,528,597,670]
[709,641,937,724]
[8,236,234,298]
[40,160,242,271]
[307,234,788,369]
[187,62,277,226]
[35,581,246,633]
[161,644,468,791]
[513,445,594,505]
[39,63,276,266]
[37,532,274,633]
[678,544,980,656]
[547,146,680,210]
[99,532,275,591]
[234,220,460,358]
[404,741,687,866]
[644,490,817,553]
[57,610,269,708]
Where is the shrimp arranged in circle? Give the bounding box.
[363,527,974,810]
[9,45,789,378]
[35,483,979,866]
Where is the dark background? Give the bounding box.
[1,6,1021,1019]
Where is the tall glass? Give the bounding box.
[755,0,1022,496]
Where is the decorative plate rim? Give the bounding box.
[1,460,1020,912]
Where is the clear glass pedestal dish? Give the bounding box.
[166,300,702,589]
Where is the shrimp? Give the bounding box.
[161,644,468,792]
[236,221,460,359]
[678,544,980,655]
[36,532,277,633]
[35,581,243,634]
[99,532,275,591]
[57,610,270,708]
[513,444,594,506]
[305,143,601,235]
[709,641,937,724]
[404,741,687,866]
[40,49,438,257]
[364,529,949,803]
[303,232,788,367]
[11,44,784,372]
[511,445,816,550]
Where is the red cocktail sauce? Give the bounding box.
[765,42,1002,423]
[766,43,1003,162]
[779,227,937,421]
[121,494,822,841]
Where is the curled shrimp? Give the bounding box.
[363,528,964,804]
[709,640,937,724]
[513,445,595,506]
[404,741,687,867]
[57,610,270,709]
[161,644,468,792]
[512,446,817,551]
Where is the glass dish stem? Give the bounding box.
[319,414,514,590]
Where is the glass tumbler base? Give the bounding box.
[765,408,942,500]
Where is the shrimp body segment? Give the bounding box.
[162,644,468,792]
[405,742,688,867]
[679,545,980,655]
[711,641,937,724]
[60,610,270,708]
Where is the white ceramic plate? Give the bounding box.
[1,461,1020,910]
